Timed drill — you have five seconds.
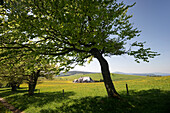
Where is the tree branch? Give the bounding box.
[38,49,72,56]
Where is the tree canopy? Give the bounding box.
[0,0,160,97]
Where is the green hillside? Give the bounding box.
[56,73,146,81]
[59,71,94,76]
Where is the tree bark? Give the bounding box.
[11,84,17,91]
[28,70,40,96]
[28,82,35,96]
[90,48,120,98]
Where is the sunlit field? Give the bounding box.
[0,74,170,113]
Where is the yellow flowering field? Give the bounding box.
[20,75,170,98]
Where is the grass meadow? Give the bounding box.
[0,73,170,113]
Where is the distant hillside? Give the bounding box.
[57,71,170,77]
[114,72,170,76]
[58,71,95,76]
[56,72,146,81]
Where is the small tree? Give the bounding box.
[18,55,58,96]
[0,53,57,95]
[0,0,160,98]
[26,62,57,96]
[0,59,25,91]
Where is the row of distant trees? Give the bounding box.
[147,75,162,77]
[0,0,159,98]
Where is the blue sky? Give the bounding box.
[72,0,170,73]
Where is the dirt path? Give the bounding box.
[0,97,24,113]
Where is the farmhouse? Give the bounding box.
[73,77,94,83]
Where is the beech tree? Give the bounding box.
[0,48,57,95]
[0,60,24,91]
[25,58,57,96]
[0,0,159,98]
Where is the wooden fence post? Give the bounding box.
[126,83,129,95]
[63,89,64,97]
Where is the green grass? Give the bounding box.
[56,73,146,81]
[0,74,170,113]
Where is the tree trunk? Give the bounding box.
[28,70,40,96]
[90,48,120,98]
[11,84,17,91]
[28,82,35,96]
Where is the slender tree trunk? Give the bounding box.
[28,82,35,96]
[11,84,17,91]
[28,70,40,96]
[28,73,35,96]
[90,48,120,98]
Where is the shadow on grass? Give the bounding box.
[0,87,43,98]
[39,89,170,113]
[0,102,11,113]
[6,91,75,111]
[0,88,28,98]
[1,89,170,113]
[0,88,11,92]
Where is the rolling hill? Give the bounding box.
[56,72,146,81]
